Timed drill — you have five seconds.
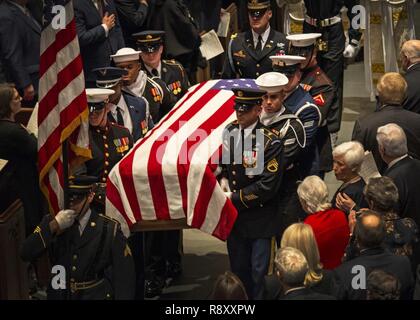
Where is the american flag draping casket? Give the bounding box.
[106,79,260,240]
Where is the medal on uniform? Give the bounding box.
[114,137,129,153]
[150,87,161,102]
[233,50,246,58]
[243,150,257,168]
[141,120,148,135]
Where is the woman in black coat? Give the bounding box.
[0,83,42,234]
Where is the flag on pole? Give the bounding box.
[106,79,259,240]
[38,0,91,213]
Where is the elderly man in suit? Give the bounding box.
[378,123,420,272]
[0,0,41,107]
[276,247,335,300]
[74,0,125,85]
[334,210,414,300]
[401,40,420,113]
[352,72,420,173]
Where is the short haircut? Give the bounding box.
[297,175,331,213]
[401,39,420,63]
[376,123,408,158]
[376,73,407,105]
[281,223,323,287]
[275,247,309,287]
[354,210,386,248]
[332,141,365,172]
[363,176,399,213]
[367,269,401,300]
[210,271,248,300]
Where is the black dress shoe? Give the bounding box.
[166,262,182,279]
[145,276,165,298]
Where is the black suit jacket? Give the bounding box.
[352,105,420,173]
[74,0,125,83]
[403,63,420,113]
[114,0,148,48]
[384,156,420,227]
[222,28,287,79]
[147,0,201,58]
[0,0,41,91]
[334,247,414,300]
[281,287,336,300]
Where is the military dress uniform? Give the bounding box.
[145,59,190,102]
[221,0,287,79]
[301,65,335,174]
[302,0,361,133]
[20,176,135,300]
[222,87,284,300]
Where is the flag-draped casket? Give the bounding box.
[106,79,260,240]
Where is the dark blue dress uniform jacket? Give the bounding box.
[20,209,135,300]
[221,121,284,239]
[221,28,287,79]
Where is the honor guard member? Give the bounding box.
[133,31,189,298]
[270,54,321,178]
[221,0,287,79]
[93,66,153,141]
[256,72,305,236]
[301,0,362,134]
[20,175,135,300]
[133,31,190,103]
[79,88,133,212]
[287,33,336,177]
[111,47,176,123]
[220,87,284,300]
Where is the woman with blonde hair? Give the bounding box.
[281,223,336,296]
[297,176,350,269]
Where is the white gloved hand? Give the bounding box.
[343,43,359,58]
[220,177,231,192]
[55,209,77,230]
[224,191,232,199]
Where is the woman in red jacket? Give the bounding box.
[297,176,350,269]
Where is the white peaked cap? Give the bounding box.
[85,88,115,103]
[255,72,289,93]
[270,55,306,66]
[110,47,141,63]
[286,33,322,47]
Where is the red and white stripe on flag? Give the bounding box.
[38,0,91,214]
[106,80,244,240]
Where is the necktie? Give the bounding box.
[151,68,159,77]
[255,35,262,52]
[116,107,124,126]
[96,0,104,17]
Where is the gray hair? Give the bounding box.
[401,40,420,63]
[376,123,408,158]
[332,141,365,172]
[275,247,309,287]
[363,176,399,213]
[297,176,331,213]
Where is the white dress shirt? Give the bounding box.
[77,209,92,235]
[145,62,162,78]
[109,95,133,134]
[252,26,271,51]
[388,154,408,169]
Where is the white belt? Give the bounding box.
[305,15,341,27]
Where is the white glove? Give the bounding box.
[220,177,231,192]
[343,43,359,58]
[55,209,77,230]
[224,192,232,199]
